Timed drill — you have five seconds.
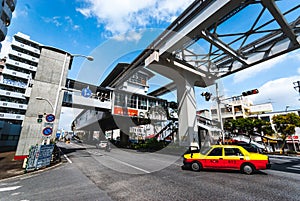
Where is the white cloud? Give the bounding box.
[233,54,288,83]
[42,16,63,27]
[232,50,300,84]
[248,75,300,111]
[0,36,12,58]
[76,0,194,40]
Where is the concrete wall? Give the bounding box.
[15,47,72,158]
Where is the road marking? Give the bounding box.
[286,167,300,171]
[0,186,21,192]
[108,156,151,174]
[63,154,72,164]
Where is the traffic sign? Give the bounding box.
[81,87,92,98]
[42,127,53,136]
[45,114,55,122]
[44,122,54,127]
[37,114,43,123]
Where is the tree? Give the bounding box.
[224,118,273,140]
[272,113,300,153]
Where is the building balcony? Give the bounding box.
[1,78,27,88]
[0,89,25,100]
[2,68,31,80]
[8,49,39,64]
[0,112,24,121]
[5,59,37,72]
[11,40,40,55]
[2,2,13,25]
[0,21,8,42]
[0,101,27,110]
[6,0,17,12]
[0,60,5,67]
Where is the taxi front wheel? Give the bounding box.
[241,163,255,175]
[191,161,202,172]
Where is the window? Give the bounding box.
[114,92,125,107]
[138,96,147,110]
[148,99,156,109]
[208,148,222,156]
[127,95,137,108]
[0,135,8,140]
[224,148,243,156]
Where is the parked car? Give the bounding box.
[182,145,271,175]
[236,142,263,153]
[96,141,108,149]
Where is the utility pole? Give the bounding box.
[215,83,225,144]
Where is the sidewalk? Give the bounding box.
[0,151,24,180]
[0,149,64,181]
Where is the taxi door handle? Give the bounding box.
[219,158,223,160]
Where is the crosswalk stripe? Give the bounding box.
[0,186,21,192]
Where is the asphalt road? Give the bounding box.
[1,142,299,201]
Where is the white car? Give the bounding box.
[96,141,108,149]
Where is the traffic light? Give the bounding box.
[242,89,259,96]
[37,114,43,123]
[225,104,231,112]
[201,92,212,101]
[168,101,178,110]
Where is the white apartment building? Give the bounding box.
[211,96,273,122]
[0,0,17,50]
[0,32,40,149]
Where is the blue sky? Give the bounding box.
[1,0,300,130]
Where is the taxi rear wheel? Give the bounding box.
[241,163,255,175]
[191,161,202,172]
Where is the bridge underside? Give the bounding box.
[112,0,300,91]
[74,0,300,147]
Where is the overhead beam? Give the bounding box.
[200,30,249,66]
[261,0,299,46]
[148,82,176,97]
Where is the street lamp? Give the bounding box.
[53,53,94,116]
[35,97,54,112]
[72,54,94,61]
[285,105,289,112]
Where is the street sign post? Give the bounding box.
[42,127,53,136]
[81,87,92,98]
[45,114,55,122]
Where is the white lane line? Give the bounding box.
[108,156,151,174]
[286,167,300,171]
[63,154,72,164]
[0,186,21,192]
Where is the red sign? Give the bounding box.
[286,135,299,143]
[287,136,299,140]
[113,106,138,117]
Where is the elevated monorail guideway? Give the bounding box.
[112,0,300,146]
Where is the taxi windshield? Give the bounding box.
[200,146,212,155]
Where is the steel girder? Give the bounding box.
[157,0,300,83]
[113,0,300,90]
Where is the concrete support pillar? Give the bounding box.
[176,74,198,147]
[15,47,72,159]
[147,60,203,147]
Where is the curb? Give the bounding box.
[0,161,63,182]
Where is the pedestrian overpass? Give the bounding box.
[16,0,300,158]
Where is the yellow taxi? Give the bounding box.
[182,145,271,174]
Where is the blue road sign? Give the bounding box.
[45,114,55,122]
[42,127,53,136]
[81,87,92,98]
